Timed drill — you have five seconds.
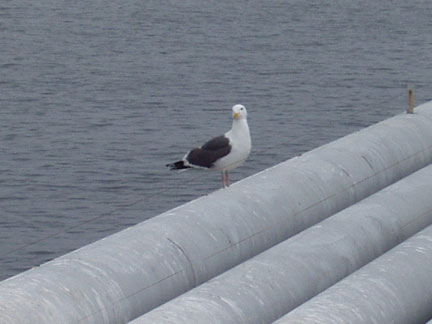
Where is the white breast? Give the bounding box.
[213,119,251,171]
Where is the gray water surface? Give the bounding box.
[1,0,432,280]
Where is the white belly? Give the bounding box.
[213,141,251,171]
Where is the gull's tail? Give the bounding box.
[166,160,191,170]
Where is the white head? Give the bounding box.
[232,104,247,120]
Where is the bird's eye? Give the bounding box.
[240,107,244,110]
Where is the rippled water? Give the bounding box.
[1,0,432,280]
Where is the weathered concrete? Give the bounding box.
[273,224,432,324]
[129,163,432,324]
[1,102,432,324]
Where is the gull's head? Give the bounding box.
[232,104,247,120]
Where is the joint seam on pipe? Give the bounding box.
[167,238,197,286]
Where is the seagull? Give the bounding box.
[166,104,251,188]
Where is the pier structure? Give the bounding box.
[2,101,432,323]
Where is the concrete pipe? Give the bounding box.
[273,224,432,324]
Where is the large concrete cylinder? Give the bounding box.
[129,163,432,324]
[1,102,432,324]
[273,224,432,324]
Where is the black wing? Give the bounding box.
[201,135,230,151]
[186,135,231,168]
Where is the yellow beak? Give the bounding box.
[233,112,239,119]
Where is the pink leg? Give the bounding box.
[226,171,230,187]
[221,171,226,188]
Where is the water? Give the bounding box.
[1,0,432,281]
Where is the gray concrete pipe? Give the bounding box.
[128,163,432,324]
[2,102,432,324]
[273,224,432,324]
